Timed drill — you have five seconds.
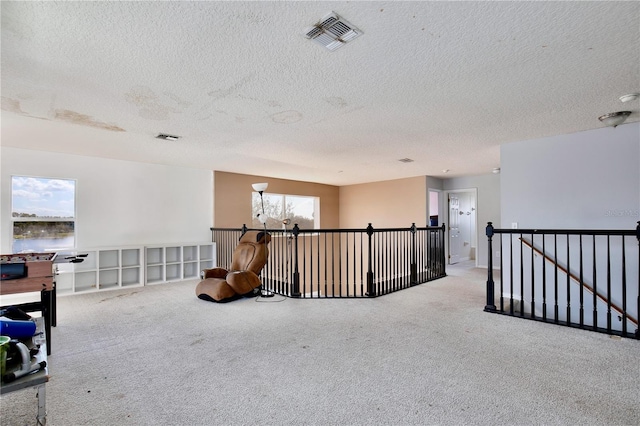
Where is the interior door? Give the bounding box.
[448,194,461,264]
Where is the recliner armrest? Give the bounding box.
[202,267,229,279]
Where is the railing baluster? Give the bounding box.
[510,234,523,315]
[530,233,535,319]
[606,235,612,333]
[305,231,310,298]
[542,234,547,320]
[344,233,349,297]
[554,233,559,323]
[358,231,362,295]
[335,231,340,297]
[513,232,517,316]
[385,231,390,294]
[579,234,584,328]
[510,234,524,315]
[384,231,388,294]
[317,233,329,297]
[566,235,571,325]
[621,235,627,336]
[352,232,356,297]
[366,224,374,297]
[499,233,504,313]
[592,236,598,330]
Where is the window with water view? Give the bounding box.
[252,193,318,229]
[12,176,76,253]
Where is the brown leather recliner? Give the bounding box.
[195,230,271,303]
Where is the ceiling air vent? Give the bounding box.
[304,12,362,51]
[398,158,414,163]
[156,133,181,141]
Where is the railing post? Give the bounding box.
[291,224,301,297]
[636,221,639,339]
[440,223,446,276]
[410,223,417,285]
[485,222,497,312]
[366,223,375,297]
[241,224,248,235]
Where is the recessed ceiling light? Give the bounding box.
[442,169,450,174]
[156,133,181,141]
[492,168,501,174]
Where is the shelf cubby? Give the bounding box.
[99,250,119,269]
[121,267,140,286]
[75,271,97,292]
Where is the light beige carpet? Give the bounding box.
[1,263,638,425]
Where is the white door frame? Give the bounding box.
[444,188,478,267]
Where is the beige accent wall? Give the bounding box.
[339,176,428,228]
[214,171,339,228]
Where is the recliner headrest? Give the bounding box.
[239,230,271,245]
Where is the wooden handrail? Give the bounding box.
[519,237,638,327]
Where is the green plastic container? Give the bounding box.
[0,335,10,379]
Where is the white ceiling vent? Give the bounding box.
[304,12,362,51]
[156,133,181,141]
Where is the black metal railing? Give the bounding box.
[211,223,446,298]
[484,221,640,339]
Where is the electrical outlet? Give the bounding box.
[511,222,518,229]
[495,250,501,257]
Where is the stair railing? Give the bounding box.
[485,221,640,339]
[519,236,637,328]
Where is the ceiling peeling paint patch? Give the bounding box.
[207,75,254,101]
[1,97,27,114]
[163,92,192,108]
[324,97,348,108]
[124,86,180,120]
[271,110,303,124]
[54,109,125,132]
[2,97,50,121]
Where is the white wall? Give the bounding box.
[501,122,639,229]
[1,147,213,252]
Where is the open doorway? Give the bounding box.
[428,189,441,226]
[445,189,477,266]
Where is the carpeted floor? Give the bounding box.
[1,262,639,425]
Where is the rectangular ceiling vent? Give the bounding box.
[304,12,362,51]
[156,133,181,141]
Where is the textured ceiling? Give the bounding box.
[2,1,639,186]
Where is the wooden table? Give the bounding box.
[1,254,56,355]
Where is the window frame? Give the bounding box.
[11,175,77,253]
[251,191,319,230]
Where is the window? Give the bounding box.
[12,176,76,253]
[252,192,319,229]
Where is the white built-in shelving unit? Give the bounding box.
[144,243,215,285]
[53,243,215,295]
[54,246,143,296]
